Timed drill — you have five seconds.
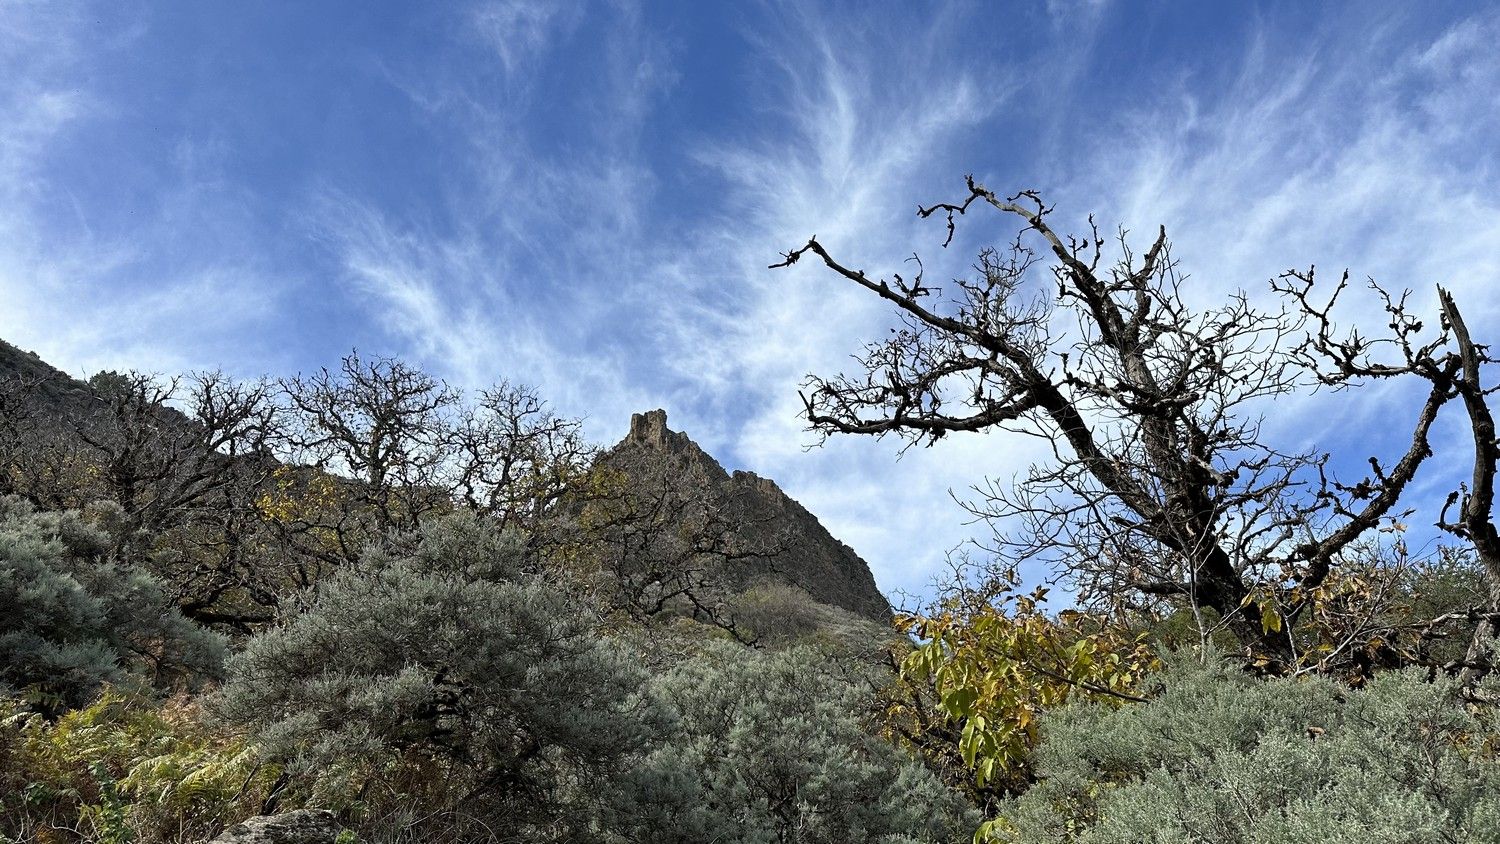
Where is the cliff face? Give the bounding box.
[597,409,892,623]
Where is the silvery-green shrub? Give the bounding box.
[615,640,977,844]
[995,652,1500,843]
[215,512,657,836]
[0,496,225,711]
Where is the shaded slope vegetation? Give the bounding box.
[593,409,891,624]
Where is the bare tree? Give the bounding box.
[0,371,73,505]
[565,467,787,645]
[775,177,1497,669]
[274,352,460,565]
[0,368,290,628]
[63,372,268,534]
[1432,287,1500,676]
[451,382,595,533]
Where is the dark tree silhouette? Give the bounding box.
[776,177,1498,671]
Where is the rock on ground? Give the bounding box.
[206,809,340,844]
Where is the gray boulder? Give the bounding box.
[206,810,340,844]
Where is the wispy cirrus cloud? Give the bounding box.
[304,1,674,430]
[303,2,1037,594]
[1054,10,1500,473]
[0,4,291,379]
[672,5,1041,595]
[297,3,1500,597]
[468,0,584,79]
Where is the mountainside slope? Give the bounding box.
[0,339,100,422]
[596,409,891,623]
[0,339,893,627]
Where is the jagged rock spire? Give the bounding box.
[628,409,670,444]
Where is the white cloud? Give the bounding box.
[0,5,292,380]
[1038,11,1500,554]
[302,2,1040,597]
[689,8,1500,597]
[306,1,673,430]
[673,7,1047,596]
[468,0,583,78]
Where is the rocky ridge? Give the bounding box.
[598,409,891,623]
[0,339,893,626]
[0,338,101,421]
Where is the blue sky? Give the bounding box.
[3,1,1498,601]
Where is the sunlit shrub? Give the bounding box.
[991,652,1500,843]
[892,575,1155,798]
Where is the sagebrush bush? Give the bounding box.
[993,652,1500,843]
[213,513,977,844]
[0,497,226,712]
[615,640,977,844]
[213,512,659,840]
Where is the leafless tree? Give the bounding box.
[0,368,289,628]
[0,371,69,504]
[775,177,1498,670]
[274,352,460,565]
[61,372,272,536]
[566,467,786,645]
[451,382,595,533]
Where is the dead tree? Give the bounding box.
[1433,287,1500,677]
[275,352,460,564]
[774,177,1495,667]
[565,467,787,645]
[451,382,595,534]
[0,371,67,504]
[69,371,283,624]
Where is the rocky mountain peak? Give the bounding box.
[599,409,892,623]
[628,408,670,444]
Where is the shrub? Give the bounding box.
[617,641,978,844]
[0,497,226,712]
[0,692,276,844]
[215,513,978,843]
[892,577,1155,798]
[214,512,658,841]
[723,579,892,648]
[992,652,1500,843]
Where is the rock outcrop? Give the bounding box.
[0,337,894,627]
[205,810,340,844]
[596,409,891,623]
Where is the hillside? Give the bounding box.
[0,339,100,422]
[0,341,891,628]
[597,409,891,623]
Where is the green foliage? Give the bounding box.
[616,641,977,844]
[0,692,277,844]
[214,512,658,839]
[0,497,226,712]
[894,576,1155,796]
[1395,550,1489,667]
[992,652,1500,843]
[84,762,133,844]
[215,513,971,843]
